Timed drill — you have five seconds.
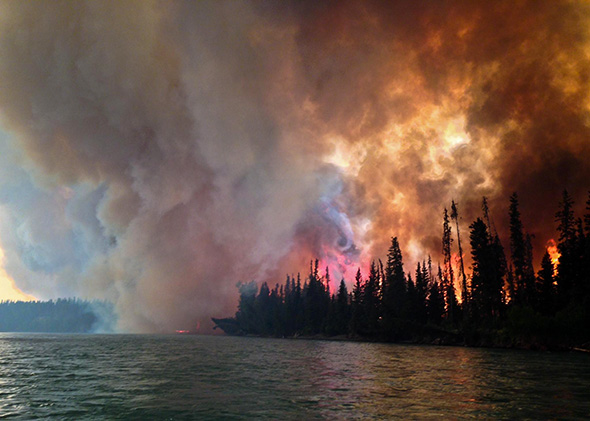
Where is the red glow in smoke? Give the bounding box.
[317,242,372,291]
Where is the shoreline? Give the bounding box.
[215,330,589,353]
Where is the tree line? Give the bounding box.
[0,298,113,333]
[213,190,590,349]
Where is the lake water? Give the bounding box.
[0,333,588,419]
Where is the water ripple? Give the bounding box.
[0,333,588,419]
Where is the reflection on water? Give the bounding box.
[0,333,588,419]
[305,342,590,419]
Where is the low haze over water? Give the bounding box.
[0,334,588,419]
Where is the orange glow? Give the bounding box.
[175,322,200,334]
[0,247,35,302]
[546,239,561,275]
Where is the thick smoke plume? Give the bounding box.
[0,1,588,332]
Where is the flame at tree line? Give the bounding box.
[0,1,589,332]
[214,190,590,348]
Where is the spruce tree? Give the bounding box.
[256,282,271,335]
[509,193,527,304]
[406,273,417,322]
[363,261,381,336]
[451,200,468,307]
[336,279,350,335]
[427,266,444,325]
[506,265,515,305]
[469,218,504,324]
[283,275,294,336]
[304,260,327,334]
[523,233,536,304]
[350,268,364,336]
[442,208,457,322]
[294,273,304,333]
[382,237,406,338]
[536,251,555,316]
[414,262,428,324]
[555,190,576,304]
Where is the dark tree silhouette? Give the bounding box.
[509,193,535,305]
[382,237,406,338]
[414,262,428,325]
[442,208,458,323]
[469,218,504,325]
[555,190,576,305]
[536,251,555,316]
[215,189,590,349]
[350,268,364,336]
[451,200,468,308]
[362,261,381,336]
[335,279,350,334]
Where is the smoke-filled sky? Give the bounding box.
[0,1,589,332]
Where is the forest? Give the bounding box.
[0,298,113,333]
[213,190,590,350]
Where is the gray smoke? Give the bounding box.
[0,1,347,332]
[0,1,589,331]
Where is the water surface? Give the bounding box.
[0,333,588,419]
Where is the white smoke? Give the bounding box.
[1,1,589,332]
[0,1,341,332]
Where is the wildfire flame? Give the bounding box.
[1,1,589,332]
[546,239,561,275]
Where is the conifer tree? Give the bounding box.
[414,262,428,324]
[506,265,515,305]
[555,190,576,304]
[442,208,457,322]
[523,233,536,303]
[492,235,508,309]
[469,218,504,324]
[350,268,364,336]
[509,193,527,304]
[406,273,417,322]
[363,261,381,336]
[556,189,576,245]
[283,275,294,336]
[220,188,590,347]
[451,200,468,307]
[335,279,350,335]
[567,218,589,305]
[256,282,271,335]
[427,266,444,325]
[304,260,327,334]
[325,295,338,336]
[482,196,508,309]
[382,237,406,337]
[294,273,304,333]
[482,196,494,234]
[536,251,555,315]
